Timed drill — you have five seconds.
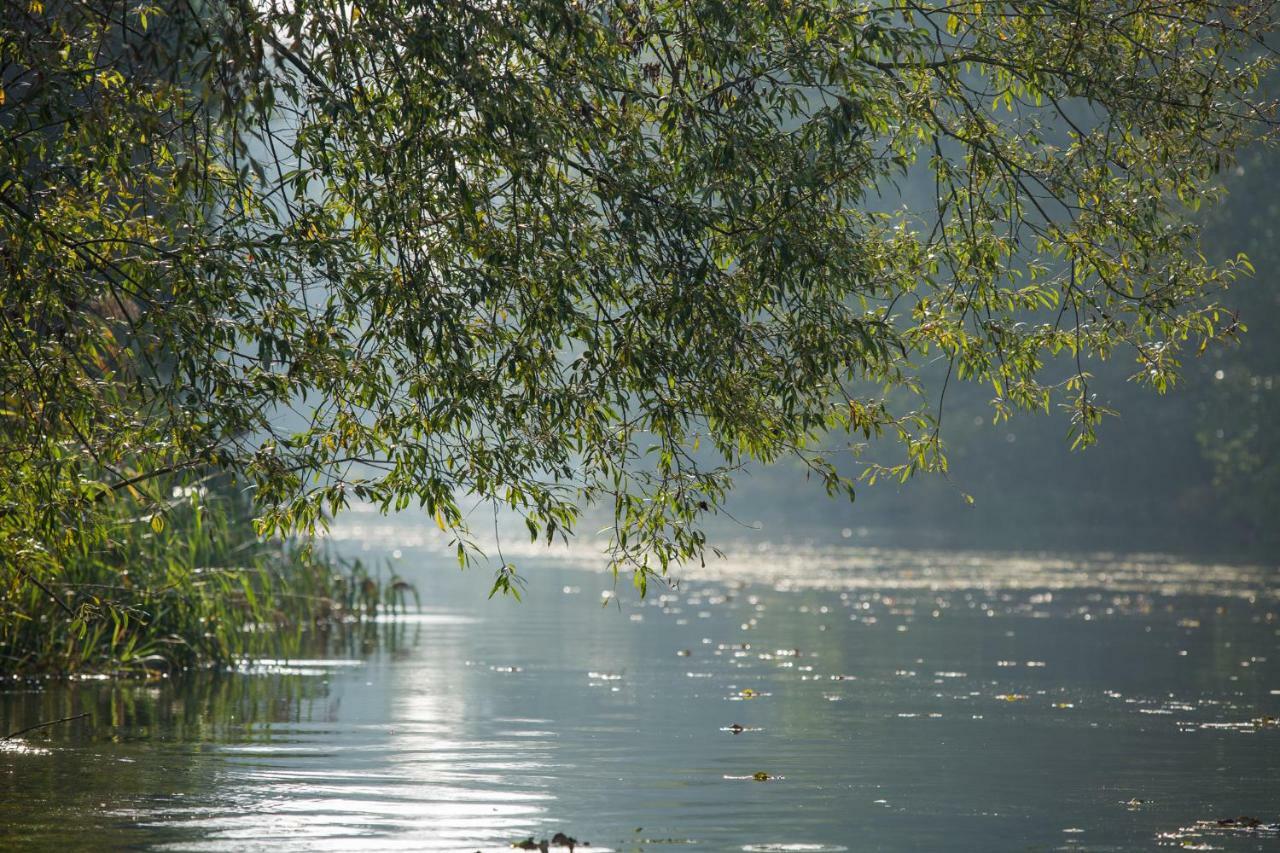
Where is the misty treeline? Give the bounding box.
[731,145,1280,556]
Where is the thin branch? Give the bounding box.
[3,712,90,741]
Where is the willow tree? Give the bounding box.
[2,1,1276,603]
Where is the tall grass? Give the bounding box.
[0,484,415,677]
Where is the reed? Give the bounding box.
[0,484,414,677]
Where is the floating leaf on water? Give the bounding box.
[724,771,783,781]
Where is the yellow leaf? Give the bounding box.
[150,514,165,533]
[434,508,446,530]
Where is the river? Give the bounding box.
[2,529,1278,851]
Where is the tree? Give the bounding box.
[2,0,1276,603]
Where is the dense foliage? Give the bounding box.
[1,0,1276,645]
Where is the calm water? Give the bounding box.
[2,534,1278,851]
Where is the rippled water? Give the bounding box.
[2,538,1278,851]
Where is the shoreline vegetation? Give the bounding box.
[1,481,415,678]
[3,1,1277,677]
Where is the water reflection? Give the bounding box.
[1,544,1277,851]
[166,612,557,851]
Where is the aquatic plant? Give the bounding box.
[0,482,412,676]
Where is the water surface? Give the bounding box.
[2,539,1278,851]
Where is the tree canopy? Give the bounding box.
[2,0,1276,596]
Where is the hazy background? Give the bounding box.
[694,144,1280,561]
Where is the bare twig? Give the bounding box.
[3,712,90,741]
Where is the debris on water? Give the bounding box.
[1123,798,1149,809]
[1252,715,1277,728]
[724,771,784,781]
[637,838,700,846]
[995,693,1028,702]
[1212,816,1270,829]
[1158,816,1280,845]
[676,649,692,657]
[511,832,589,851]
[727,723,744,733]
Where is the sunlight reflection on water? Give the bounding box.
[325,508,1275,600]
[1,530,1277,851]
